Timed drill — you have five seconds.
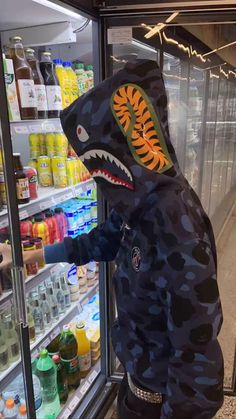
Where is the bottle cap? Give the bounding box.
[63,324,70,332]
[40,348,48,358]
[76,320,85,329]
[25,48,35,54]
[6,399,14,408]
[75,63,84,69]
[55,207,63,213]
[34,215,43,222]
[11,36,22,42]
[41,52,51,56]
[53,58,62,65]
[45,211,53,218]
[19,404,27,414]
[52,354,61,363]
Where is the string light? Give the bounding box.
[144,12,179,39]
[159,31,207,63]
[202,40,236,57]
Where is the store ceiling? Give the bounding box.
[0,0,85,31]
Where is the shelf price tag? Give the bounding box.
[14,125,29,135]
[19,209,29,220]
[88,369,99,384]
[60,408,72,419]
[29,125,42,133]
[80,381,90,395]
[69,395,80,411]
[43,123,56,132]
[40,200,52,211]
[50,327,60,341]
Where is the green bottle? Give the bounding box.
[36,349,61,418]
[59,325,80,389]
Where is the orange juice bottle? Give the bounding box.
[53,59,70,109]
[75,320,91,378]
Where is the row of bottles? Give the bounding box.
[4,36,94,121]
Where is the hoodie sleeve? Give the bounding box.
[161,239,224,419]
[44,209,123,266]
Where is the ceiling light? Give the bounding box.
[203,40,236,57]
[32,0,83,20]
[145,12,179,39]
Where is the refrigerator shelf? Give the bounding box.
[10,118,63,135]
[58,360,101,419]
[0,280,99,391]
[0,178,95,229]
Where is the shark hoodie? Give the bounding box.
[45,60,224,418]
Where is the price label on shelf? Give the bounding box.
[80,381,90,395]
[62,191,73,201]
[39,338,50,350]
[31,350,38,360]
[44,123,56,132]
[29,125,41,133]
[69,395,80,411]
[50,327,60,341]
[60,409,71,419]
[14,125,29,135]
[19,209,29,220]
[88,369,99,384]
[40,200,52,211]
[0,219,8,229]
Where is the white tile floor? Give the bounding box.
[105,211,236,419]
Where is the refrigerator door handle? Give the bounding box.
[11,265,27,325]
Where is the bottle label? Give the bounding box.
[18,79,37,108]
[35,84,48,111]
[16,177,30,200]
[61,355,79,374]
[46,85,62,111]
[11,342,19,357]
[79,352,91,372]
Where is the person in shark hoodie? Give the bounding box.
[0,60,224,418]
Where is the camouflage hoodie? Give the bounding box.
[45,60,224,418]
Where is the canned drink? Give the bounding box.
[29,133,41,159]
[66,158,77,186]
[39,133,47,155]
[37,156,53,187]
[45,132,55,158]
[55,132,68,157]
[51,156,67,188]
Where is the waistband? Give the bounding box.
[127,373,163,404]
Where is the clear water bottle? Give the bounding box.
[60,272,71,308]
[36,349,60,418]
[3,399,18,418]
[0,323,9,371]
[54,281,66,314]
[47,287,59,322]
[4,314,20,363]
[40,292,52,329]
[32,297,45,335]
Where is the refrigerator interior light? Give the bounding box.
[31,0,84,20]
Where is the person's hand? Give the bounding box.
[0,243,13,269]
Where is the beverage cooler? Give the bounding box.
[0,1,236,419]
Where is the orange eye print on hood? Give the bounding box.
[111,83,173,173]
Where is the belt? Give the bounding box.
[127,373,163,404]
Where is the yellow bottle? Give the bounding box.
[54,59,70,109]
[75,320,91,378]
[64,61,79,104]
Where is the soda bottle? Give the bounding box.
[24,166,38,200]
[18,404,27,419]
[40,52,62,118]
[36,349,61,418]
[59,325,80,389]
[8,36,37,120]
[52,354,69,403]
[47,334,60,357]
[40,292,52,329]
[3,314,20,363]
[27,304,36,342]
[85,64,94,90]
[20,219,33,237]
[25,48,48,119]
[32,215,50,245]
[32,297,45,335]
[13,153,30,204]
[54,208,67,241]
[3,399,18,419]
[75,320,91,378]
[0,323,9,371]
[53,59,70,109]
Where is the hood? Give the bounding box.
[61,59,182,224]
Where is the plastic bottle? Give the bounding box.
[40,52,62,118]
[59,325,80,389]
[85,64,94,90]
[60,272,71,308]
[8,36,37,120]
[54,207,67,241]
[25,48,48,119]
[13,153,30,205]
[47,287,59,322]
[32,297,45,335]
[54,280,66,314]
[40,292,52,329]
[52,354,69,403]
[44,211,59,245]
[63,62,78,103]
[17,404,27,419]
[4,314,20,363]
[36,349,60,419]
[53,59,70,109]
[75,320,91,378]
[32,215,50,246]
[47,334,60,357]
[0,396,4,413]
[3,399,17,419]
[74,63,87,96]
[27,304,36,342]
[0,323,9,371]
